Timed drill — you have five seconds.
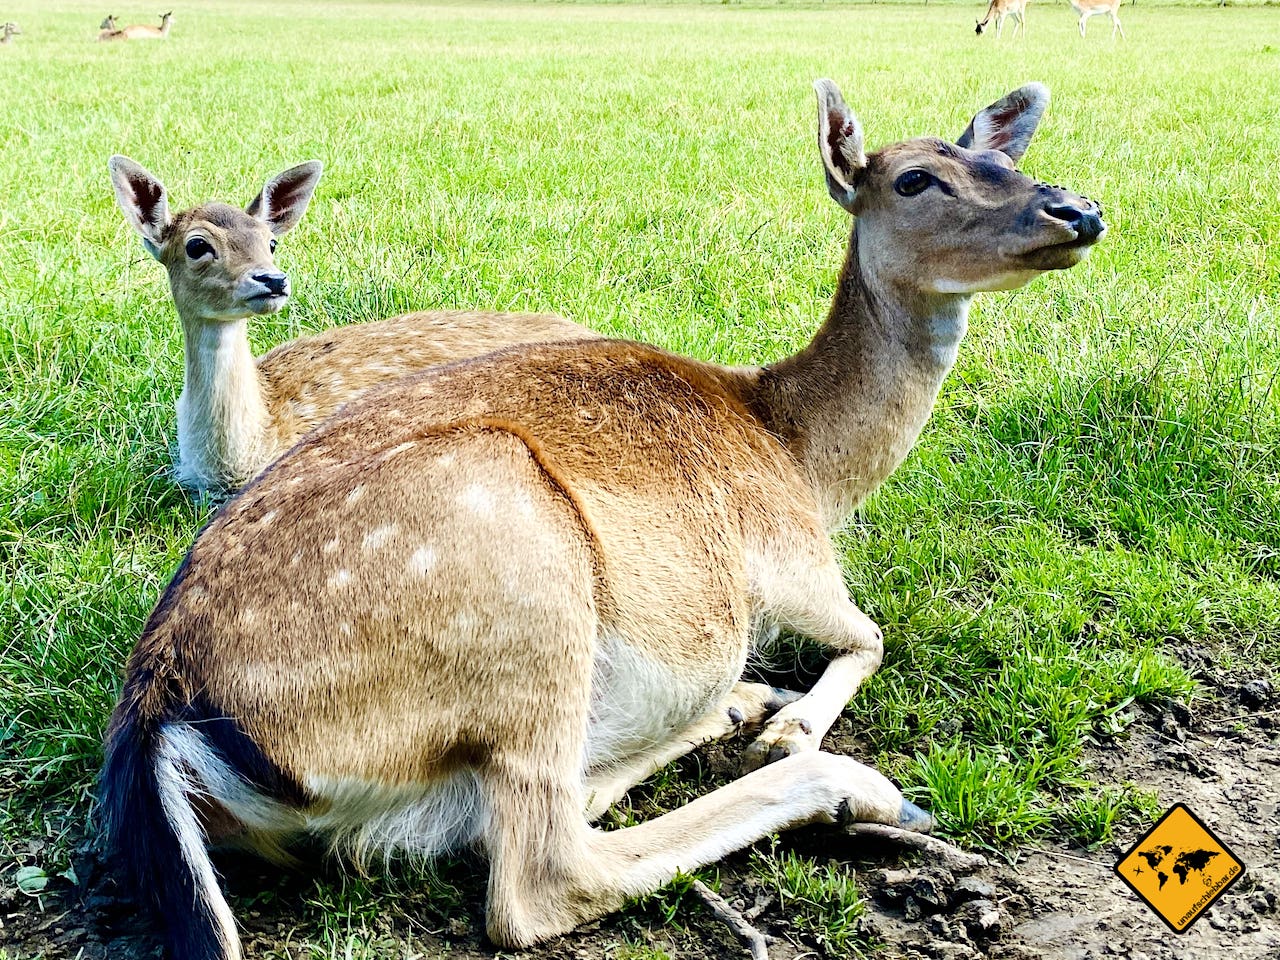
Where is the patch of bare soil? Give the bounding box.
[2,659,1276,960]
[849,661,1280,960]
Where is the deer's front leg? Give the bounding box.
[743,563,883,771]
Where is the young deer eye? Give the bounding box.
[185,237,214,260]
[893,169,933,197]
[269,239,278,254]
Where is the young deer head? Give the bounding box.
[110,156,321,324]
[102,81,1103,959]
[100,14,116,30]
[0,22,21,43]
[107,158,593,494]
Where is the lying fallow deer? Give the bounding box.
[104,10,173,40]
[975,0,1029,39]
[0,22,20,44]
[97,15,118,40]
[108,158,594,494]
[1071,0,1125,38]
[101,80,1104,959]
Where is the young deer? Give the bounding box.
[0,22,20,44]
[101,80,1104,959]
[1071,0,1125,38]
[108,158,594,495]
[975,0,1029,39]
[97,15,118,40]
[107,10,173,40]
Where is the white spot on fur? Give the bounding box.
[509,488,536,519]
[291,551,303,566]
[260,510,277,525]
[346,485,365,506]
[437,452,456,468]
[322,536,340,554]
[328,569,352,589]
[382,441,417,460]
[408,545,438,576]
[460,483,495,516]
[362,524,398,551]
[449,610,478,632]
[240,608,257,626]
[339,621,353,637]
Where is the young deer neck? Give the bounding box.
[176,309,270,491]
[755,223,970,528]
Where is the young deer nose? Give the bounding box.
[253,272,289,296]
[1044,202,1106,242]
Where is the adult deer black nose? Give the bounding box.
[1045,202,1106,243]
[253,272,289,296]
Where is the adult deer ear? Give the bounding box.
[814,79,866,213]
[246,161,323,236]
[108,155,170,260]
[956,83,1049,164]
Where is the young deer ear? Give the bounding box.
[956,83,1049,164]
[246,161,323,236]
[108,155,170,259]
[813,79,866,213]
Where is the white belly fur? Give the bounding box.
[583,631,740,773]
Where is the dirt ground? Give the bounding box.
[2,654,1276,960]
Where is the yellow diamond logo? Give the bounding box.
[1114,803,1245,933]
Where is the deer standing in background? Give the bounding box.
[0,22,21,44]
[102,80,1105,960]
[103,10,174,40]
[108,158,595,494]
[975,0,1029,39]
[1071,0,1126,38]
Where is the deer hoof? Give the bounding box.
[899,799,935,834]
[741,715,820,772]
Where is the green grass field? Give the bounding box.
[1,1,1278,955]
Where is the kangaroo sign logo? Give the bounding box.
[1114,803,1245,933]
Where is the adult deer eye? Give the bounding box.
[269,239,277,254]
[185,237,214,260]
[893,170,933,197]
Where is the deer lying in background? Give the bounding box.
[1071,0,1125,38]
[109,158,594,494]
[97,15,118,40]
[0,22,20,44]
[102,10,173,40]
[102,80,1104,959]
[975,0,1029,38]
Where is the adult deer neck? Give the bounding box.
[751,222,971,528]
[176,312,270,492]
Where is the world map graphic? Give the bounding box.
[1134,843,1220,890]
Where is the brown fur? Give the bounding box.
[104,81,1106,955]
